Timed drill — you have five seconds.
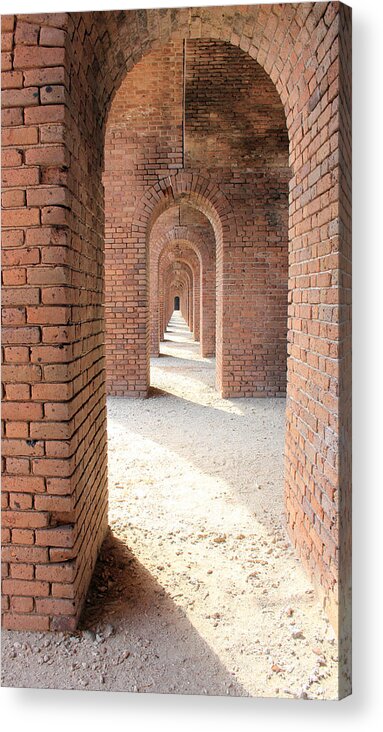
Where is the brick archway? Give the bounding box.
[133,170,234,241]
[126,171,234,396]
[1,5,351,669]
[149,211,217,357]
[162,261,194,335]
[158,243,201,344]
[142,173,228,365]
[154,232,215,357]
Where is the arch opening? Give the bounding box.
[150,201,216,362]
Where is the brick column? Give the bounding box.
[1,13,108,631]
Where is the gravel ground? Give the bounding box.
[1,313,339,698]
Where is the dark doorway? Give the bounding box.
[174,296,180,311]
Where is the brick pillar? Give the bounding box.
[219,181,289,398]
[284,9,352,694]
[200,254,216,358]
[1,13,108,631]
[192,266,200,341]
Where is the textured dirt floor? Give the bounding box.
[1,313,339,698]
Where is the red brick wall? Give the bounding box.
[103,42,183,396]
[1,12,108,631]
[104,37,289,397]
[283,6,352,668]
[1,6,352,695]
[337,3,352,689]
[185,39,289,396]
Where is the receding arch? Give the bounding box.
[149,208,216,358]
[158,245,200,340]
[163,260,194,335]
[96,6,303,154]
[132,170,235,242]
[125,170,236,395]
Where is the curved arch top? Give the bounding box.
[132,170,236,242]
[95,3,315,152]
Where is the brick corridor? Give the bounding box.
[1,311,338,697]
[1,6,351,694]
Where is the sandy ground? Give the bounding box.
[1,313,339,698]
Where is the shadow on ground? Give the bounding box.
[79,529,247,696]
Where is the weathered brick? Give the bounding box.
[2,106,24,127]
[2,189,26,208]
[35,561,75,582]
[2,402,43,421]
[5,456,30,474]
[2,126,39,146]
[32,459,73,478]
[1,70,23,89]
[2,208,40,227]
[1,287,40,307]
[1,364,42,383]
[3,345,29,361]
[1,51,12,72]
[2,247,40,266]
[10,562,34,578]
[11,529,35,544]
[9,494,33,510]
[1,32,13,51]
[40,85,66,105]
[35,525,75,547]
[5,421,29,439]
[2,167,40,187]
[35,597,76,615]
[1,476,45,495]
[26,186,69,207]
[4,384,30,401]
[25,145,68,167]
[11,596,34,613]
[1,16,15,32]
[2,579,49,596]
[2,546,48,563]
[23,67,66,87]
[14,46,66,69]
[1,87,40,108]
[2,613,50,631]
[15,21,40,45]
[24,104,65,125]
[27,306,71,325]
[1,326,41,344]
[39,27,66,47]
